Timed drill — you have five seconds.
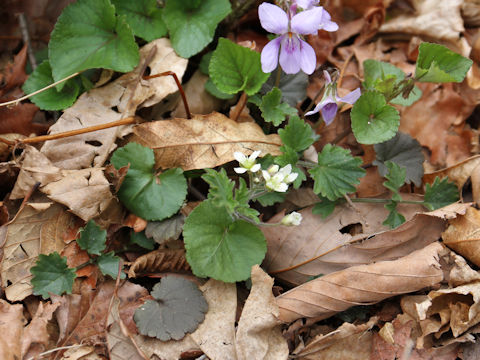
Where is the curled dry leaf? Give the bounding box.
[1,202,68,301]
[276,242,444,323]
[235,265,289,360]
[40,38,188,170]
[131,112,282,171]
[128,249,190,278]
[263,199,449,286]
[442,207,480,270]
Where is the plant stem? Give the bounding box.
[297,160,317,168]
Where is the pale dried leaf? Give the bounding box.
[0,299,24,360]
[276,242,444,323]
[442,207,480,267]
[52,293,85,345]
[60,345,97,360]
[1,203,68,301]
[40,39,188,170]
[424,156,480,189]
[131,112,282,171]
[294,317,378,360]
[128,249,190,278]
[263,200,446,286]
[236,265,288,360]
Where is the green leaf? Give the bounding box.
[391,85,422,107]
[22,60,80,110]
[202,168,236,214]
[312,196,338,218]
[256,192,286,207]
[111,0,167,42]
[255,87,297,126]
[31,252,76,299]
[130,231,155,250]
[209,38,269,95]
[97,251,125,279]
[49,0,139,87]
[415,42,473,83]
[183,200,266,282]
[77,220,106,256]
[383,201,406,229]
[163,0,231,58]
[262,68,308,106]
[204,78,235,99]
[134,276,208,340]
[234,178,260,222]
[424,177,459,211]
[111,143,187,221]
[278,115,318,153]
[351,91,400,145]
[373,132,424,187]
[309,144,366,201]
[383,161,406,202]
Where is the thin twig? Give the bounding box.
[17,13,36,69]
[338,53,353,89]
[231,92,248,122]
[25,344,85,360]
[0,71,80,108]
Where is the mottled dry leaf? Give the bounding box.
[380,0,464,44]
[128,249,190,278]
[131,112,282,171]
[442,207,480,267]
[263,200,446,286]
[0,299,24,360]
[236,265,288,360]
[1,203,68,301]
[276,242,444,323]
[40,39,188,170]
[294,317,378,360]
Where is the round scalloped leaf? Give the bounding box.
[134,276,208,340]
[22,60,80,110]
[351,91,400,144]
[30,252,76,299]
[111,143,187,221]
[111,0,167,42]
[97,251,125,279]
[183,200,266,282]
[49,0,139,86]
[77,220,106,256]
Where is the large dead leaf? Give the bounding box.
[263,200,455,286]
[40,38,188,170]
[1,202,71,301]
[131,112,282,171]
[128,249,190,278]
[276,242,444,323]
[236,265,288,360]
[0,300,24,360]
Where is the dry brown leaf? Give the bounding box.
[131,112,282,171]
[293,317,378,360]
[127,249,190,278]
[60,345,97,360]
[0,299,24,360]
[52,293,87,346]
[40,39,188,170]
[123,214,147,233]
[1,202,68,301]
[235,265,288,360]
[263,200,447,286]
[380,0,464,44]
[442,207,480,267]
[276,242,444,323]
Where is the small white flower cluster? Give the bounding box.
[281,211,302,226]
[234,151,261,174]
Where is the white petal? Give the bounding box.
[234,151,246,163]
[275,183,289,192]
[262,170,271,181]
[250,164,261,173]
[234,167,248,174]
[250,150,261,161]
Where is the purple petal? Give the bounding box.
[298,39,316,75]
[279,36,302,74]
[291,6,323,35]
[321,101,338,125]
[261,37,282,73]
[305,97,331,116]
[294,0,319,9]
[319,9,339,32]
[258,3,288,34]
[337,88,361,104]
[323,70,332,84]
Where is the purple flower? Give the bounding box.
[259,3,323,75]
[292,1,339,31]
[305,71,361,125]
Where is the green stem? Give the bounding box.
[274,68,282,89]
[297,160,317,168]
[74,258,94,271]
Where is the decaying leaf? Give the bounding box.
[128,249,190,278]
[145,214,185,245]
[263,200,451,286]
[236,265,289,360]
[1,202,69,301]
[40,38,188,170]
[276,242,444,323]
[134,276,208,341]
[131,112,282,171]
[0,300,24,360]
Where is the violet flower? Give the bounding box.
[305,70,361,125]
[259,2,323,74]
[293,1,339,32]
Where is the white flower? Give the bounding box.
[281,211,302,226]
[262,164,298,192]
[277,164,298,184]
[234,150,261,174]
